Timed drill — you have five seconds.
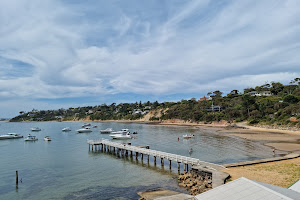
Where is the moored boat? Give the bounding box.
[44,136,52,141]
[77,127,92,133]
[111,129,129,134]
[183,134,195,139]
[81,123,91,128]
[30,127,41,131]
[24,134,38,141]
[100,128,114,134]
[0,133,23,140]
[109,132,132,140]
[62,127,71,132]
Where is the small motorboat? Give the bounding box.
[30,127,41,131]
[81,123,91,128]
[77,127,92,133]
[183,134,195,139]
[111,129,129,134]
[109,132,132,140]
[100,128,114,134]
[62,127,71,132]
[44,136,52,141]
[0,133,23,140]
[24,134,38,141]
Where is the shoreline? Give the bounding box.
[10,119,300,153]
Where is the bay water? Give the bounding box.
[0,121,273,199]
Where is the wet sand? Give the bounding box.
[219,123,300,153]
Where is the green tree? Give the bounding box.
[242,95,256,117]
[283,95,299,104]
[270,82,284,95]
[244,88,255,94]
[212,90,223,97]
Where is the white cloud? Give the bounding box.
[1,0,300,116]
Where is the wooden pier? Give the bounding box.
[87,139,224,171]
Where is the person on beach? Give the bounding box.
[273,148,275,157]
[178,137,179,141]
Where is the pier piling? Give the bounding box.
[16,171,18,185]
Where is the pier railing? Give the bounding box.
[87,139,224,170]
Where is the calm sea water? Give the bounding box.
[0,121,273,199]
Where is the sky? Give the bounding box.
[1,0,300,118]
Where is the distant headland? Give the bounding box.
[10,78,300,130]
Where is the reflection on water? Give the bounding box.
[0,121,273,199]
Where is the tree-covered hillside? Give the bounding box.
[10,78,300,127]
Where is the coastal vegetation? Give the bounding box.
[10,78,300,128]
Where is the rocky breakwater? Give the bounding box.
[177,172,212,196]
[178,165,230,196]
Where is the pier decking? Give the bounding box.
[87,139,224,171]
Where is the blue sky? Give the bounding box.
[1,0,300,117]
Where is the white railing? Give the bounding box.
[87,139,224,168]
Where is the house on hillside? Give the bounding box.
[247,91,272,96]
[199,96,212,101]
[133,109,143,115]
[144,106,152,110]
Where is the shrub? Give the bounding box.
[249,119,259,124]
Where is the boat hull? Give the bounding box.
[77,129,92,133]
[0,136,23,140]
[0,134,23,140]
[62,128,71,132]
[109,134,132,140]
[100,131,113,134]
[111,136,131,140]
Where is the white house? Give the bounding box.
[247,91,272,96]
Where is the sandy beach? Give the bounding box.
[219,122,300,153]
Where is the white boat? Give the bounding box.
[24,134,38,141]
[77,127,92,133]
[44,136,51,141]
[62,127,71,132]
[30,127,41,131]
[100,128,114,134]
[111,129,129,134]
[183,134,195,139]
[109,132,132,140]
[0,133,23,140]
[81,123,91,128]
